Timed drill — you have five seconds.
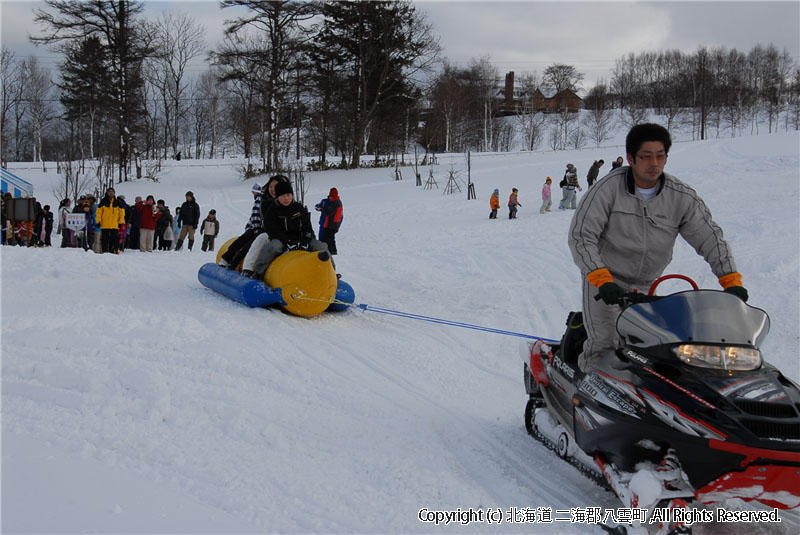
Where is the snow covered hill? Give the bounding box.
[2,130,799,534]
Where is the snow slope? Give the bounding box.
[2,130,799,534]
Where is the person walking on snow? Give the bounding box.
[489,189,500,219]
[540,177,553,213]
[508,188,521,219]
[319,187,343,255]
[586,159,604,187]
[558,163,582,210]
[175,191,200,251]
[201,209,220,252]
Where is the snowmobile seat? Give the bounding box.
[558,311,587,366]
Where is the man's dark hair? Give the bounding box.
[626,123,672,159]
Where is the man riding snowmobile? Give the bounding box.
[567,123,748,374]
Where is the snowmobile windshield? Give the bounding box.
[616,290,769,349]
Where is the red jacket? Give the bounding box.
[136,201,162,230]
[323,194,343,231]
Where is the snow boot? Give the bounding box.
[188,240,194,251]
[175,239,183,251]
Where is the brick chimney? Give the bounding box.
[504,71,515,106]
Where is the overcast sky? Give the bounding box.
[1,0,798,89]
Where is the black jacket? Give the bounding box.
[178,199,200,227]
[157,207,173,230]
[261,199,314,246]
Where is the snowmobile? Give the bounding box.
[521,274,800,534]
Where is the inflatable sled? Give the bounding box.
[198,237,355,317]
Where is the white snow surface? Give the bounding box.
[3,131,799,534]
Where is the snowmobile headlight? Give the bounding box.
[675,344,762,371]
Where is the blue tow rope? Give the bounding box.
[355,303,560,345]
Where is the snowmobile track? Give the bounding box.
[525,399,613,494]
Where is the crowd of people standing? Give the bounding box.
[51,189,219,254]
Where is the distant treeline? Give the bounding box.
[1,0,797,180]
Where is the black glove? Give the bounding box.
[724,286,749,302]
[598,282,625,305]
[299,232,313,250]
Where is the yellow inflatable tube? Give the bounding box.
[216,237,337,317]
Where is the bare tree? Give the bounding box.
[32,0,155,182]
[620,103,648,130]
[143,56,172,159]
[219,0,317,170]
[153,12,206,157]
[583,109,614,147]
[543,63,584,93]
[554,108,580,150]
[8,54,29,161]
[52,160,94,201]
[196,69,226,158]
[515,109,547,151]
[789,67,800,131]
[23,57,54,162]
[471,56,499,152]
[0,48,22,162]
[582,82,614,146]
[548,124,561,151]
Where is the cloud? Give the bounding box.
[416,0,799,85]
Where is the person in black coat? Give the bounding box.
[42,205,54,246]
[32,202,43,246]
[240,181,332,279]
[219,175,289,269]
[175,191,200,251]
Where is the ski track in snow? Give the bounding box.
[2,130,799,534]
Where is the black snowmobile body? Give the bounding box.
[523,283,800,511]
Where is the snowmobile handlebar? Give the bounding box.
[594,274,701,305]
[619,291,661,306]
[593,290,661,306]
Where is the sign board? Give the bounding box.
[65,213,86,231]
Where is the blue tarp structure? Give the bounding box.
[1,168,34,198]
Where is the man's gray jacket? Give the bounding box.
[568,166,737,286]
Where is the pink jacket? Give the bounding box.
[542,183,551,200]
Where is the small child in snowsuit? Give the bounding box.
[77,202,96,251]
[201,209,220,252]
[318,187,343,255]
[489,189,500,219]
[540,177,553,214]
[508,188,521,219]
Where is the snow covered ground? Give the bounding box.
[2,129,799,534]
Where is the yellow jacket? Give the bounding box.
[96,200,124,230]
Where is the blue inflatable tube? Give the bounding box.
[198,263,286,308]
[328,280,356,311]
